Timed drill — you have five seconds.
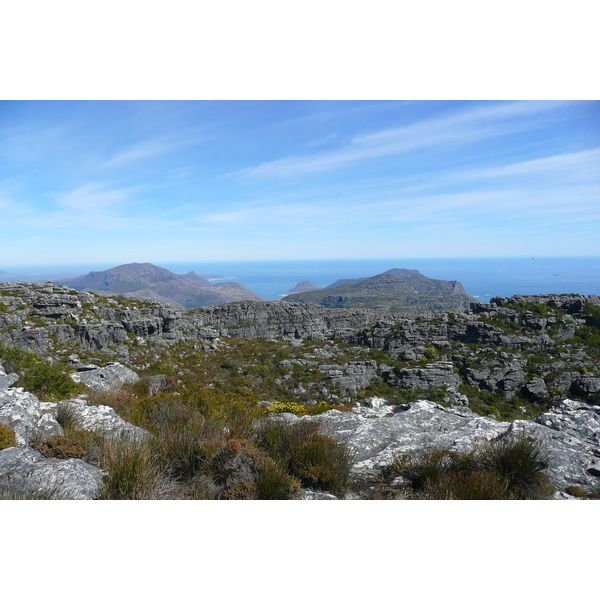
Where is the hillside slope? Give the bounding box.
[282,269,474,314]
[57,262,262,308]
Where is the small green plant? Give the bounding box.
[0,423,17,449]
[266,401,307,416]
[424,345,439,359]
[566,485,587,498]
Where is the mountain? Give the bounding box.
[56,262,262,309]
[281,280,323,297]
[282,268,475,314]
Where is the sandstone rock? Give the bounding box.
[69,361,140,391]
[296,489,339,500]
[0,364,19,390]
[0,387,63,445]
[0,446,104,499]
[54,399,151,442]
[305,400,507,478]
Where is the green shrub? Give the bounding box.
[566,485,587,498]
[425,469,509,500]
[266,401,307,416]
[424,345,439,359]
[477,433,549,499]
[390,435,551,500]
[98,436,168,500]
[254,419,352,497]
[0,423,17,450]
[152,411,226,480]
[0,343,83,400]
[256,460,301,500]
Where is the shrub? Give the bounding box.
[98,436,169,500]
[425,470,509,500]
[256,460,301,500]
[477,433,549,499]
[152,412,226,480]
[424,345,439,359]
[254,419,353,497]
[390,435,551,500]
[0,423,17,450]
[266,401,307,416]
[566,485,587,498]
[34,435,87,460]
[0,343,84,400]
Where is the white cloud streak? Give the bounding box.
[99,130,211,169]
[230,101,571,179]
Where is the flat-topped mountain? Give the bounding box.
[282,268,475,314]
[56,262,262,309]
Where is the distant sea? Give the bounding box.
[4,257,599,302]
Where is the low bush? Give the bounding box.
[254,419,352,497]
[98,436,169,500]
[0,423,17,449]
[390,434,551,500]
[34,435,87,460]
[266,401,307,416]
[0,343,83,400]
[477,433,550,499]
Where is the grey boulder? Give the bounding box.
[69,361,140,391]
[0,387,63,446]
[0,446,104,499]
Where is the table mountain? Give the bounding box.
[282,268,474,314]
[56,262,262,309]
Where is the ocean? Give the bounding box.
[4,257,599,302]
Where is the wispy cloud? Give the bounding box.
[56,182,136,212]
[229,101,571,179]
[99,130,210,169]
[453,148,600,183]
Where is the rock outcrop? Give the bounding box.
[300,397,600,496]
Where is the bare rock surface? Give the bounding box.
[0,446,104,499]
[304,397,600,494]
[55,399,151,441]
[69,361,140,391]
[0,387,63,446]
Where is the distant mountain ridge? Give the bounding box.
[282,280,323,297]
[282,268,474,314]
[56,263,262,309]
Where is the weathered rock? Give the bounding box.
[305,399,507,478]
[0,387,63,446]
[393,361,461,390]
[54,399,151,442]
[0,446,104,499]
[571,374,600,396]
[0,364,19,390]
[69,361,140,391]
[296,490,339,500]
[306,397,600,494]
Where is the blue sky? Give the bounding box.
[0,100,598,269]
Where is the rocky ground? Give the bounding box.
[1,281,599,499]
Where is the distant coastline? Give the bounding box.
[2,256,598,302]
